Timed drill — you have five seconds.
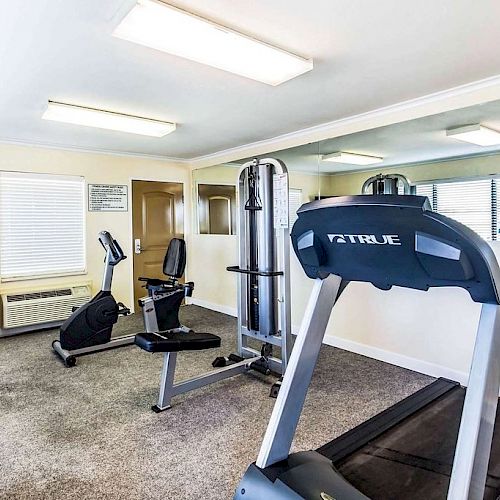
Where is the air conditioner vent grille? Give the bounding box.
[6,288,73,302]
[6,294,25,303]
[4,298,88,328]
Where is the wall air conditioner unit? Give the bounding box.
[1,284,92,336]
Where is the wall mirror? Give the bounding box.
[194,99,500,243]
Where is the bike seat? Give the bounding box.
[139,277,175,287]
[135,331,221,352]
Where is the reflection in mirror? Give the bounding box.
[361,172,412,195]
[316,139,333,200]
[194,99,500,242]
[198,184,236,235]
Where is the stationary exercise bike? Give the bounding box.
[52,232,194,367]
[52,231,130,367]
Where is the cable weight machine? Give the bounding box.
[361,172,413,195]
[225,157,291,395]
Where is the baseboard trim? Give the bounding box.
[0,319,64,338]
[187,298,237,317]
[323,334,469,386]
[186,300,469,386]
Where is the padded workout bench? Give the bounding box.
[136,331,221,353]
[135,330,222,412]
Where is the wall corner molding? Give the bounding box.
[190,74,500,169]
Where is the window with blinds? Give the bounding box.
[416,178,497,241]
[0,172,86,280]
[289,188,302,227]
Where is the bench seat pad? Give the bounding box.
[135,331,221,352]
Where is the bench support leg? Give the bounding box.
[152,351,178,412]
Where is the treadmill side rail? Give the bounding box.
[448,303,500,500]
[256,275,342,469]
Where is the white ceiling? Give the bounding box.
[242,99,500,174]
[2,0,500,160]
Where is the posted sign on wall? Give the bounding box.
[88,184,128,212]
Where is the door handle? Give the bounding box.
[134,238,143,254]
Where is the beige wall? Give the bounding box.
[188,166,238,312]
[188,165,330,324]
[0,143,190,312]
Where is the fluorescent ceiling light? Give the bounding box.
[42,101,176,137]
[112,0,313,86]
[446,124,500,146]
[322,152,384,165]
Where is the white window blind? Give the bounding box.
[416,178,496,241]
[0,172,86,280]
[415,183,435,209]
[289,188,302,227]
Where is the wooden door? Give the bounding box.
[197,184,236,234]
[132,180,184,304]
[208,196,231,234]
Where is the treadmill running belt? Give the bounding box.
[320,380,500,499]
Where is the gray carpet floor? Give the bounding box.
[0,306,432,499]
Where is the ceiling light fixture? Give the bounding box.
[321,152,384,165]
[112,0,313,86]
[42,101,176,137]
[446,124,500,146]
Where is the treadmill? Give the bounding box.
[235,194,500,500]
[318,378,500,499]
